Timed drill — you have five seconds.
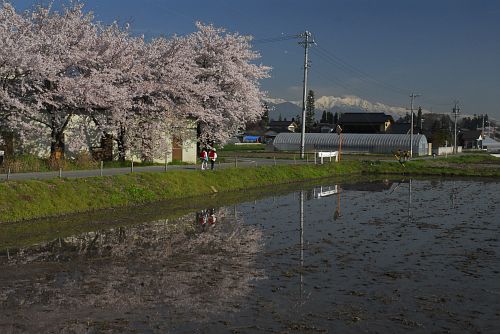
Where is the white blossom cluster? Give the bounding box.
[0,2,270,160]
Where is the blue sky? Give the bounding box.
[12,0,500,118]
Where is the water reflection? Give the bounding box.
[1,179,499,333]
[0,209,263,333]
[312,185,343,220]
[386,179,414,222]
[247,179,500,333]
[196,208,218,231]
[299,190,305,301]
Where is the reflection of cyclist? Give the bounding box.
[208,208,217,226]
[197,210,208,230]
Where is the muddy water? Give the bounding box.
[0,179,499,333]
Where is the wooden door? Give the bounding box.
[172,137,183,161]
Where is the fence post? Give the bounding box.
[131,160,134,173]
[306,153,309,164]
[100,161,103,177]
[7,168,10,181]
[314,151,317,164]
[59,168,62,178]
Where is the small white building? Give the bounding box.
[20,116,198,164]
[482,136,500,153]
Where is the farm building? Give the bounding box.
[273,133,429,156]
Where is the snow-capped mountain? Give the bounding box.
[314,95,408,116]
[265,95,413,121]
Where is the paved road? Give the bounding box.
[0,158,308,181]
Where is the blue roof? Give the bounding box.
[243,136,260,141]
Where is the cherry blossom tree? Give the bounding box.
[0,3,34,148]
[187,23,271,145]
[1,3,271,162]
[1,3,105,161]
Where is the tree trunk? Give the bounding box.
[50,130,65,162]
[0,131,14,159]
[101,133,114,161]
[116,127,126,162]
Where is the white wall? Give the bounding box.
[432,146,462,155]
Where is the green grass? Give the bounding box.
[219,143,266,152]
[0,155,499,223]
[0,154,194,174]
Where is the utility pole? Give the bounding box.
[298,31,315,159]
[482,114,485,149]
[409,93,420,158]
[452,101,460,154]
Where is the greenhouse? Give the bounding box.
[273,133,429,156]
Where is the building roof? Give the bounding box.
[268,121,297,127]
[460,130,483,140]
[386,123,411,134]
[339,113,393,124]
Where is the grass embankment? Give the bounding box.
[0,154,499,223]
[0,178,356,251]
[0,153,190,174]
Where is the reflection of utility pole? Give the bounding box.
[450,181,457,208]
[299,190,304,300]
[334,186,341,220]
[298,31,315,159]
[407,179,412,222]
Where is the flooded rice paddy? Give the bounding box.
[1,178,499,333]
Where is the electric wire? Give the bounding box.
[313,45,409,96]
[253,34,300,44]
[254,33,457,114]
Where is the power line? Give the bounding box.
[313,45,409,96]
[309,67,376,102]
[309,51,380,100]
[253,34,300,44]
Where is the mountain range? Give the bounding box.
[264,95,411,122]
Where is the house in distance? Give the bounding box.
[338,113,394,133]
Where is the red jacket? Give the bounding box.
[208,150,217,161]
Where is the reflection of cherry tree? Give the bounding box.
[0,208,263,332]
